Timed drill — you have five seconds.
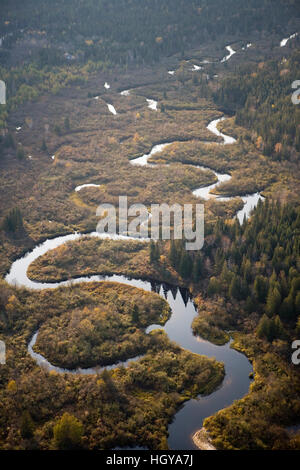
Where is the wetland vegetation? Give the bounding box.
[0,0,299,452]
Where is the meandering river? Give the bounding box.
[130,117,264,224]
[5,117,258,450]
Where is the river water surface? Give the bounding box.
[5,116,257,450]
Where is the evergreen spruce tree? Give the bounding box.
[169,240,177,268]
[257,314,270,340]
[228,275,241,300]
[254,275,268,303]
[149,240,156,263]
[20,411,34,439]
[132,304,139,324]
[265,286,281,317]
[179,251,192,279]
[3,207,23,232]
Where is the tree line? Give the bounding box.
[213,50,300,162]
[1,0,299,67]
[150,200,300,343]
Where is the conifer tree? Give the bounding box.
[20,411,34,439]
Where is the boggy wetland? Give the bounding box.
[0,3,300,451]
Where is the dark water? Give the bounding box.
[153,285,252,450]
[11,265,252,449]
[4,113,255,449]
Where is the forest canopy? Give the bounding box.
[1,0,299,65]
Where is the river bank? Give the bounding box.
[4,117,255,449]
[192,428,216,450]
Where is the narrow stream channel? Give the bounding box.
[5,117,257,450]
[130,116,264,224]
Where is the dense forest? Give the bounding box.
[0,0,299,131]
[213,50,300,161]
[1,0,299,65]
[0,0,300,453]
[165,200,300,344]
[159,201,300,449]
